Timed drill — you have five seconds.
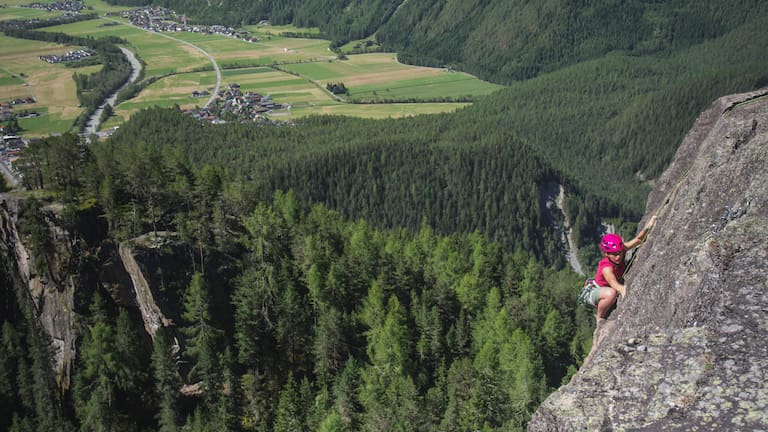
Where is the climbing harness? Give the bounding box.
[577,278,600,308]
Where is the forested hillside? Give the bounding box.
[106,0,767,83]
[2,151,591,430]
[91,0,768,261]
[96,8,768,264]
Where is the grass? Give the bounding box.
[338,36,384,54]
[42,19,210,76]
[0,70,25,88]
[1,11,505,135]
[0,5,62,21]
[167,31,336,68]
[0,33,92,136]
[107,69,218,126]
[79,0,136,15]
[283,102,473,119]
[220,67,328,108]
[240,23,323,36]
[282,53,503,101]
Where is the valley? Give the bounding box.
[0,0,502,138]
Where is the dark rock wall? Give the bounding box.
[528,90,768,431]
[0,198,186,390]
[0,198,78,390]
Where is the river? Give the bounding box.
[83,47,142,137]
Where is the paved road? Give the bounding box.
[85,16,223,135]
[99,16,222,109]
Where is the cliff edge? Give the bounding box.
[528,89,768,431]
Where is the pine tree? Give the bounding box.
[181,273,222,405]
[73,321,118,431]
[152,328,181,432]
[273,373,304,432]
[359,296,418,432]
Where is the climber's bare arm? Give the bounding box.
[602,266,626,297]
[624,215,657,250]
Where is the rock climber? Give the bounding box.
[589,216,657,322]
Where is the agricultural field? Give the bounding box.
[79,0,134,15]
[281,53,502,102]
[167,31,336,68]
[42,19,210,76]
[285,102,472,119]
[0,33,96,136]
[220,66,325,109]
[102,69,218,129]
[1,5,504,137]
[0,4,61,21]
[240,23,323,37]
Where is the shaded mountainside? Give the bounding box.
[528,89,768,431]
[133,0,768,83]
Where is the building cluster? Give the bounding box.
[118,7,255,41]
[1,98,37,122]
[191,90,210,98]
[0,1,85,30]
[40,48,94,64]
[25,0,86,13]
[185,83,285,124]
[1,134,25,152]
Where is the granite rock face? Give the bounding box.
[528,90,768,431]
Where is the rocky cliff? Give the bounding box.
[0,198,187,389]
[528,89,768,431]
[0,198,78,390]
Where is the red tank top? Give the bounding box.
[594,257,626,287]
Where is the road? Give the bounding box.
[99,16,222,109]
[159,34,221,108]
[85,17,223,135]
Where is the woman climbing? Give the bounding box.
[589,216,657,322]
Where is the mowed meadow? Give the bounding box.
[1,1,504,136]
[0,32,97,135]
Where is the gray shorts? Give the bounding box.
[587,286,602,307]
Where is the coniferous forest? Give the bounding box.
[2,1,768,431]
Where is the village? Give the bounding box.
[39,48,94,64]
[1,97,38,124]
[185,83,287,125]
[24,0,86,14]
[115,7,258,43]
[0,134,26,188]
[1,1,294,158]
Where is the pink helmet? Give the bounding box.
[600,233,624,253]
